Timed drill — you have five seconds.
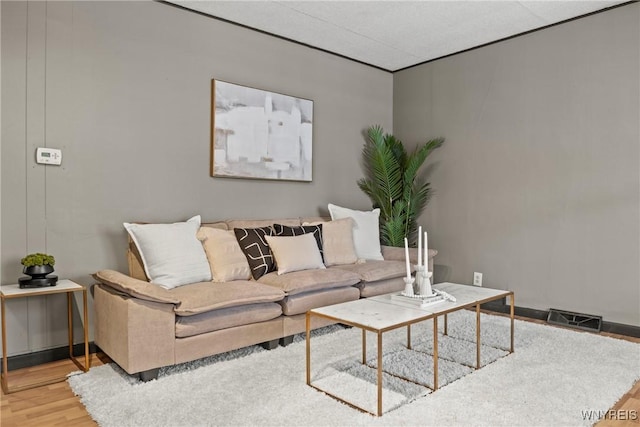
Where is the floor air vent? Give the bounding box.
[547,308,602,332]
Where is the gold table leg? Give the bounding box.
[476,304,481,369]
[377,332,383,416]
[306,312,311,385]
[1,295,8,394]
[444,313,448,336]
[510,293,515,353]
[407,324,411,349]
[83,289,89,370]
[362,329,366,364]
[68,293,74,356]
[433,316,439,390]
[69,289,90,372]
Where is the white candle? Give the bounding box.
[404,237,411,279]
[424,230,429,269]
[417,226,422,267]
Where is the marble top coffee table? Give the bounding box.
[305,282,514,416]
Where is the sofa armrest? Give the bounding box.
[94,284,175,375]
[92,269,180,305]
[381,246,438,272]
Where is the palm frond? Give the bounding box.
[357,178,386,211]
[380,200,408,246]
[385,134,408,170]
[361,126,403,220]
[403,138,444,187]
[408,179,432,217]
[381,221,407,247]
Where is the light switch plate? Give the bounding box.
[36,147,62,165]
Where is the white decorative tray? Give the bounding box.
[391,292,445,307]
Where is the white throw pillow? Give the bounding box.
[327,204,384,260]
[265,234,326,275]
[124,215,212,289]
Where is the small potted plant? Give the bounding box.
[19,253,58,288]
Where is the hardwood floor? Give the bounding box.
[599,380,640,427]
[1,319,638,426]
[1,354,107,427]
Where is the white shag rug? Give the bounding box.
[68,311,640,426]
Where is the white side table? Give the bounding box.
[1,279,90,393]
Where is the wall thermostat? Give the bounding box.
[36,147,62,165]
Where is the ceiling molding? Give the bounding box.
[159,0,634,73]
[156,0,391,72]
[394,0,637,73]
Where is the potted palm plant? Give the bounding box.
[19,253,58,288]
[358,125,444,247]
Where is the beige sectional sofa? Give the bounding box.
[92,217,436,381]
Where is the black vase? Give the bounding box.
[19,265,57,288]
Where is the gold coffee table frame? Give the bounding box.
[306,284,514,417]
[1,280,90,394]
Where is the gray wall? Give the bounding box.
[1,1,392,356]
[394,3,639,326]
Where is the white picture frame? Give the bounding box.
[210,79,313,182]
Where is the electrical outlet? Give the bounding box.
[473,272,483,286]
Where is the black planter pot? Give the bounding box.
[23,264,54,278]
[19,265,57,288]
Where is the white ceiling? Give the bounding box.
[167,1,627,72]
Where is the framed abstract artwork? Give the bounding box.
[210,79,313,182]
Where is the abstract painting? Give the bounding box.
[210,80,313,181]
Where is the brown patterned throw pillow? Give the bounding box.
[234,226,275,280]
[273,224,324,261]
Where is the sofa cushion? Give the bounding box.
[93,269,180,305]
[357,277,406,298]
[123,215,212,289]
[257,268,360,296]
[273,223,324,261]
[201,221,228,230]
[197,227,251,282]
[328,204,383,261]
[331,260,408,282]
[303,218,358,266]
[234,226,275,280]
[265,234,326,275]
[278,286,360,316]
[170,281,285,316]
[175,302,282,338]
[299,216,329,224]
